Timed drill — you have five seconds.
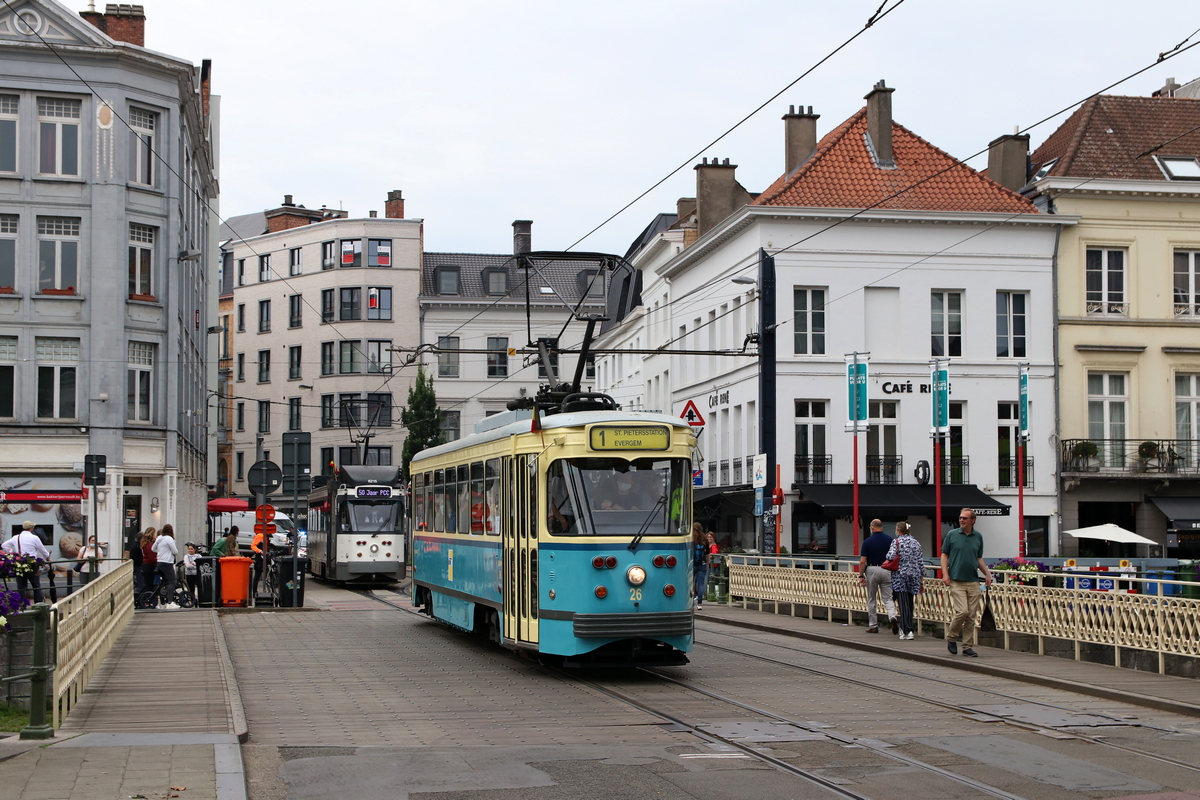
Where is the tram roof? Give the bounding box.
[411,410,693,465]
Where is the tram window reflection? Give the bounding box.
[433,470,446,532]
[457,464,470,535]
[547,457,688,536]
[485,459,501,535]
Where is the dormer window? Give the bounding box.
[435,266,460,295]
[1158,156,1200,180]
[483,268,508,295]
[578,269,604,298]
[538,286,554,295]
[1032,158,1057,180]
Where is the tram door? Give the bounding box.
[504,454,539,644]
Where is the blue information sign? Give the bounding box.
[754,488,764,516]
[846,358,868,431]
[931,364,949,433]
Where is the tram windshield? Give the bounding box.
[340,500,400,532]
[547,457,690,536]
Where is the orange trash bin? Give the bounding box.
[219,556,253,607]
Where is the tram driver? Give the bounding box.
[548,463,577,533]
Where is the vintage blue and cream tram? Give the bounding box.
[410,396,696,665]
[307,464,406,583]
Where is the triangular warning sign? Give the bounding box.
[680,400,705,427]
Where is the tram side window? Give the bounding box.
[412,473,425,531]
[422,471,432,532]
[529,457,538,538]
[470,462,485,535]
[433,470,445,532]
[516,456,527,540]
[445,468,457,533]
[457,464,470,535]
[485,459,501,535]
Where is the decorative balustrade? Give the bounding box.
[998,456,1033,489]
[1061,439,1200,476]
[723,555,1200,674]
[866,455,902,484]
[792,454,832,488]
[52,561,134,729]
[939,456,969,485]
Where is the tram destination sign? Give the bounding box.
[589,424,670,451]
[355,485,394,499]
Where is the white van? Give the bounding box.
[211,511,295,552]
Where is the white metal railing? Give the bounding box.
[723,555,1200,675]
[51,560,134,729]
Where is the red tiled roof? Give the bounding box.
[1030,94,1200,180]
[752,108,1037,214]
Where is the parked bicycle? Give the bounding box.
[134,561,196,609]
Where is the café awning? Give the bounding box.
[794,484,1010,517]
[1063,523,1157,545]
[1149,497,1200,529]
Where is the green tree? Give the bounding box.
[400,365,444,477]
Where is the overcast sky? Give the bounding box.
[142,0,1200,256]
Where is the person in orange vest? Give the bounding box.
[251,529,266,595]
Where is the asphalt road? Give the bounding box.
[224,584,1200,800]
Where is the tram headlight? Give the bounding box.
[626,565,647,586]
[370,544,379,553]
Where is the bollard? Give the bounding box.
[20,603,54,740]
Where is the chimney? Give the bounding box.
[864,80,895,168]
[369,210,378,218]
[694,158,753,238]
[987,133,1031,192]
[783,105,820,174]
[265,195,323,233]
[200,59,212,117]
[80,4,146,47]
[1153,77,1182,98]
[385,190,405,219]
[512,220,532,255]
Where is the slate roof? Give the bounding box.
[752,107,1037,214]
[1030,94,1200,180]
[421,252,607,303]
[218,212,267,246]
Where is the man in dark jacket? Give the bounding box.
[858,519,898,634]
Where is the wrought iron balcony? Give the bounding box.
[998,456,1034,489]
[939,456,970,485]
[1060,439,1200,476]
[792,455,833,488]
[866,455,903,485]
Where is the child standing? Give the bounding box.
[183,543,200,602]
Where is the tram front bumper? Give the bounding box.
[570,611,693,639]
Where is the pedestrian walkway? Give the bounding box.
[696,600,1200,718]
[0,610,247,800]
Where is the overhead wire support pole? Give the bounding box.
[1017,362,1030,559]
[845,351,869,557]
[930,358,949,561]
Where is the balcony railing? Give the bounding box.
[1087,301,1128,316]
[792,455,833,488]
[939,456,969,485]
[1061,439,1200,476]
[866,455,902,484]
[998,456,1034,489]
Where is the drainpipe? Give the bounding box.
[1051,219,1062,557]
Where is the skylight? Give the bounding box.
[1159,156,1200,180]
[1032,159,1057,180]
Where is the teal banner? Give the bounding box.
[931,365,949,433]
[846,360,868,430]
[1019,369,1029,439]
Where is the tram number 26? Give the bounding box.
[629,588,642,601]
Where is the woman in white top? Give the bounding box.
[152,524,179,607]
[77,535,105,584]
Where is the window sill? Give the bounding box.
[36,290,80,298]
[258,329,271,334]
[127,294,159,305]
[288,376,303,382]
[126,182,164,195]
[288,323,302,329]
[33,175,84,183]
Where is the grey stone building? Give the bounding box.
[0,2,218,563]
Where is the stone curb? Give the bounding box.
[700,609,1200,719]
[212,612,249,743]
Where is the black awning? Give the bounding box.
[693,483,753,503]
[1150,496,1200,528]
[794,484,1010,517]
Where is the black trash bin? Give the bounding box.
[274,557,308,607]
[195,556,221,607]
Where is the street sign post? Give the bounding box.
[845,353,869,555]
[1018,363,1030,557]
[680,400,705,428]
[930,358,950,558]
[248,460,283,495]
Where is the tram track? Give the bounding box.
[359,588,1198,796]
[359,589,1032,800]
[692,623,1200,775]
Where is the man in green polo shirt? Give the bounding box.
[940,508,993,657]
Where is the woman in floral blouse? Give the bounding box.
[886,521,924,640]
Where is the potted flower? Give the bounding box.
[1071,440,1100,469]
